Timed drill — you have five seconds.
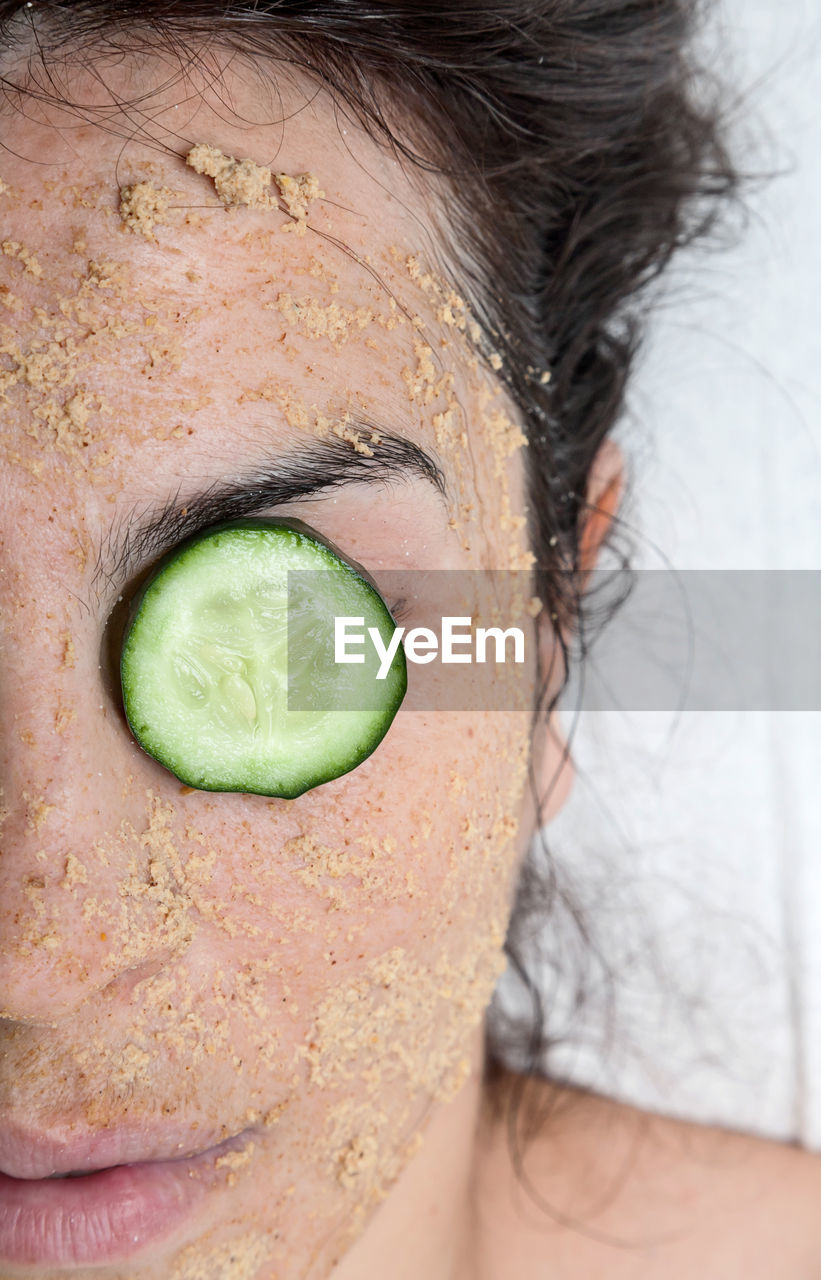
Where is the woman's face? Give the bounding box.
[0,51,559,1279]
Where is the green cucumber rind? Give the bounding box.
[120,518,407,797]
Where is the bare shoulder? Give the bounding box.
[471,1068,821,1280]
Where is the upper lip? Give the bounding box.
[0,1116,250,1180]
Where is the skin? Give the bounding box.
[3,35,819,1280]
[0,46,567,1280]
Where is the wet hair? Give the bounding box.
[0,0,736,1120]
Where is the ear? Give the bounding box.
[529,438,624,825]
[578,437,624,578]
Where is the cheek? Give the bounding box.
[217,708,528,1073]
[177,706,528,1076]
[42,707,525,1233]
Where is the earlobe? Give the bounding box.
[529,437,623,828]
[578,437,624,578]
[534,710,575,822]
[529,618,575,826]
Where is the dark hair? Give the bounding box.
[0,0,737,1135]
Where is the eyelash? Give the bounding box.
[388,595,411,625]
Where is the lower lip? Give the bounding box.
[0,1137,246,1268]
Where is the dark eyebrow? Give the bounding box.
[92,423,447,599]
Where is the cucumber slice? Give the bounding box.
[120,518,407,797]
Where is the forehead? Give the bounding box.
[0,54,436,421]
[0,48,529,582]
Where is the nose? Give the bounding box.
[0,538,185,1022]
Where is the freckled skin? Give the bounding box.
[0,52,566,1280]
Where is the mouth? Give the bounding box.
[0,1115,255,1180]
[0,1126,258,1267]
